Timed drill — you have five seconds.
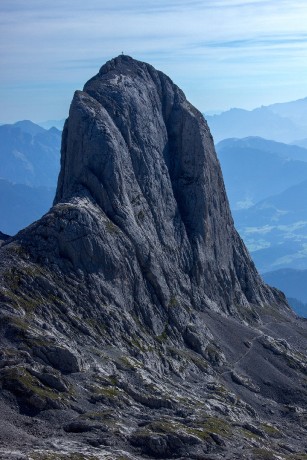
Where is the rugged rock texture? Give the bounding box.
[0,56,307,459]
[0,231,10,247]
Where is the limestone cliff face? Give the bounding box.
[52,55,280,317]
[0,56,306,460]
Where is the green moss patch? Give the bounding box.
[80,409,113,422]
[89,381,130,406]
[8,244,29,258]
[1,366,69,410]
[191,416,232,440]
[156,326,168,343]
[138,416,232,442]
[261,423,281,438]
[30,452,100,460]
[288,455,307,460]
[168,296,178,308]
[251,448,277,459]
[105,220,119,234]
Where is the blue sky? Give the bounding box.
[1,0,307,123]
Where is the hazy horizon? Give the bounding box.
[2,93,307,127]
[1,0,307,123]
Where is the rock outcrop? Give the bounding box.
[0,231,10,247]
[0,56,306,459]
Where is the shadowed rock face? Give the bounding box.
[0,231,10,246]
[54,55,279,315]
[0,56,306,459]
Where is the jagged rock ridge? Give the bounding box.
[55,54,280,314]
[0,56,306,459]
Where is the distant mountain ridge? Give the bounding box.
[206,96,307,143]
[0,120,61,187]
[0,179,55,235]
[233,179,307,274]
[234,178,307,227]
[216,137,307,312]
[292,138,307,149]
[268,96,307,127]
[13,120,46,136]
[216,137,307,210]
[287,297,307,318]
[0,120,60,234]
[38,118,65,130]
[1,55,305,459]
[218,136,307,162]
[263,268,307,304]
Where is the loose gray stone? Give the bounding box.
[0,55,306,460]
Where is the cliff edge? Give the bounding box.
[0,56,306,459]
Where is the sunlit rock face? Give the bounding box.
[54,54,280,316]
[0,56,306,460]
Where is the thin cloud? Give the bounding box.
[1,0,307,121]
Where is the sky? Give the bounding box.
[1,0,307,123]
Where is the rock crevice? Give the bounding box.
[0,55,305,459]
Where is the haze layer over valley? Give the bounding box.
[0,56,307,459]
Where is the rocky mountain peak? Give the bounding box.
[0,57,306,459]
[54,55,279,316]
